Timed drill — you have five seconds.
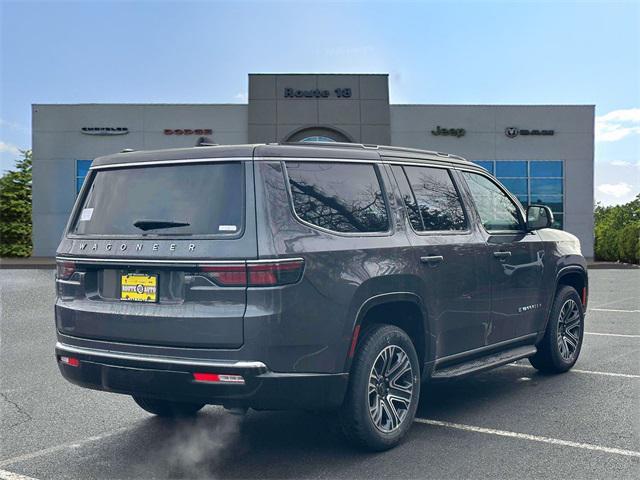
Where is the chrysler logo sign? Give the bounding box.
[505,127,554,138]
[81,127,129,136]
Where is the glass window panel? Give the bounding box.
[76,160,92,178]
[530,195,563,213]
[390,166,423,231]
[461,172,523,232]
[76,177,85,194]
[473,161,494,174]
[403,166,467,231]
[551,213,563,230]
[286,162,389,233]
[498,178,528,195]
[73,162,245,235]
[531,178,563,195]
[516,194,529,207]
[530,161,562,177]
[495,161,527,177]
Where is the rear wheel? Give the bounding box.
[340,324,420,451]
[529,286,584,373]
[133,396,205,417]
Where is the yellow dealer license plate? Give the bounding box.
[121,274,158,303]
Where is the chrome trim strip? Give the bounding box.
[55,342,268,370]
[90,157,252,170]
[434,333,538,366]
[55,256,245,266]
[55,256,305,266]
[386,160,451,170]
[255,156,382,164]
[55,278,81,286]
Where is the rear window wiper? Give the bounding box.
[133,220,190,231]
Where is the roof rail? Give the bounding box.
[274,141,469,163]
[279,141,370,150]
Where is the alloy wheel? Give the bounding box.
[368,345,414,433]
[557,298,582,361]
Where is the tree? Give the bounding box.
[594,194,640,264]
[0,149,32,257]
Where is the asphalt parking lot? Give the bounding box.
[1,268,638,479]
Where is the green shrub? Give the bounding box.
[0,150,32,257]
[594,194,640,264]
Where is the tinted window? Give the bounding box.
[286,162,389,233]
[391,165,423,231]
[402,166,466,231]
[531,161,562,177]
[495,161,527,177]
[473,161,494,174]
[73,162,244,235]
[462,171,523,232]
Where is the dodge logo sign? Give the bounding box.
[164,129,213,135]
[505,127,554,138]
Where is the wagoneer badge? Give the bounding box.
[79,243,197,252]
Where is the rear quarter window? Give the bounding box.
[284,161,389,234]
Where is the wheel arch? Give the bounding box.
[344,292,432,375]
[538,265,588,338]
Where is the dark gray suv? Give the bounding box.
[55,143,588,450]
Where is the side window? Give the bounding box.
[285,162,389,233]
[461,171,523,232]
[401,166,467,231]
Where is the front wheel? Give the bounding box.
[133,396,205,417]
[340,324,420,451]
[529,286,584,373]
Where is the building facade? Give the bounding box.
[32,73,594,257]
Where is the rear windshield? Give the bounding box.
[72,162,244,236]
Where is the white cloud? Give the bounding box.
[610,160,640,168]
[595,108,640,142]
[597,182,633,198]
[0,141,21,156]
[233,92,248,103]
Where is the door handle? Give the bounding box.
[493,251,512,260]
[420,255,444,266]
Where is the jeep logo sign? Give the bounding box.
[505,127,554,138]
[431,126,466,138]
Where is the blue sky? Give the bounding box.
[1,0,638,205]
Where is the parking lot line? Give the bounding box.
[0,469,39,480]
[414,418,640,458]
[585,332,640,338]
[0,425,136,469]
[589,308,640,313]
[507,363,640,379]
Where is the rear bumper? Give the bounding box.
[55,342,348,410]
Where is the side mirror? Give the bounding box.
[526,205,554,231]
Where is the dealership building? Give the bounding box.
[32,73,595,257]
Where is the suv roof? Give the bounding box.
[90,142,475,169]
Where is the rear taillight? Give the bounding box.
[199,259,304,287]
[247,260,304,286]
[200,265,247,286]
[56,260,76,280]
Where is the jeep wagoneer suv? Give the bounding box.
[55,143,587,450]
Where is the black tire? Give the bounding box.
[529,286,584,373]
[340,324,420,451]
[133,396,205,417]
